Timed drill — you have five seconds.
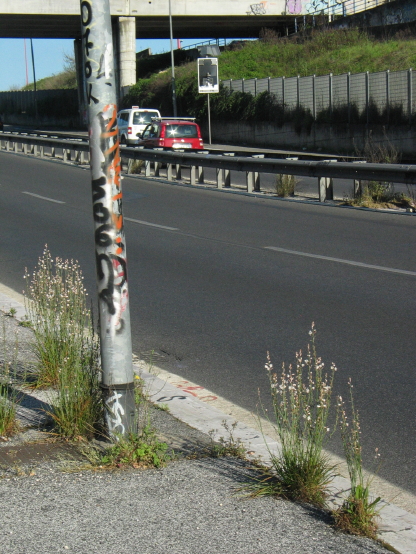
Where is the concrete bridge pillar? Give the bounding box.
[117,16,136,94]
[74,38,86,126]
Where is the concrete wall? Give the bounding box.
[208,120,414,157]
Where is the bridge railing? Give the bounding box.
[1,131,415,203]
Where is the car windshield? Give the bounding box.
[165,124,198,138]
[132,112,157,125]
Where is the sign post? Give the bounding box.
[80,0,135,438]
[198,58,219,145]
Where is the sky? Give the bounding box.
[0,37,209,91]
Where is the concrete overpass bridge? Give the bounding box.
[0,1,302,40]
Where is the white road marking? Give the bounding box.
[22,192,65,204]
[125,217,179,231]
[265,246,416,276]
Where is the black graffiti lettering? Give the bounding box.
[92,176,106,203]
[95,224,113,248]
[85,61,92,79]
[100,288,116,315]
[87,83,99,105]
[96,252,113,283]
[81,1,92,26]
[157,396,187,402]
[93,203,110,224]
[96,253,115,314]
[82,28,93,57]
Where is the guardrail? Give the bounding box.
[1,132,415,203]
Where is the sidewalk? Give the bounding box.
[0,292,415,554]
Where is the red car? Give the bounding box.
[138,117,204,151]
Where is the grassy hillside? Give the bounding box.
[216,28,416,79]
[22,54,77,91]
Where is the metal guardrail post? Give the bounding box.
[353,160,367,197]
[190,164,196,186]
[223,153,234,187]
[246,171,254,193]
[197,150,208,184]
[167,162,173,180]
[319,160,337,201]
[251,154,263,192]
[216,167,224,188]
[198,165,204,183]
[154,148,163,176]
[144,159,151,177]
[154,160,161,177]
[39,145,44,158]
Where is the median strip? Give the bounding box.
[265,246,416,276]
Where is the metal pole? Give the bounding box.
[207,93,211,144]
[168,0,177,117]
[30,39,38,123]
[80,0,135,438]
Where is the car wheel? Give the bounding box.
[120,135,126,145]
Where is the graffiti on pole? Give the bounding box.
[81,0,128,337]
[105,390,126,435]
[92,105,128,335]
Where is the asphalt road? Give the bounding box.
[0,151,415,494]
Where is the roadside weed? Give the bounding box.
[24,246,92,387]
[100,425,169,469]
[334,380,382,538]
[47,330,102,440]
[208,420,247,459]
[0,318,20,437]
[276,174,297,197]
[251,324,337,507]
[0,383,19,437]
[24,246,103,439]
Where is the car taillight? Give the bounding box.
[127,127,132,135]
[159,139,165,146]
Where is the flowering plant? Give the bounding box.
[262,323,337,506]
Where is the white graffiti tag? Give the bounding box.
[106,390,125,435]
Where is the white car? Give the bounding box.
[117,107,161,146]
